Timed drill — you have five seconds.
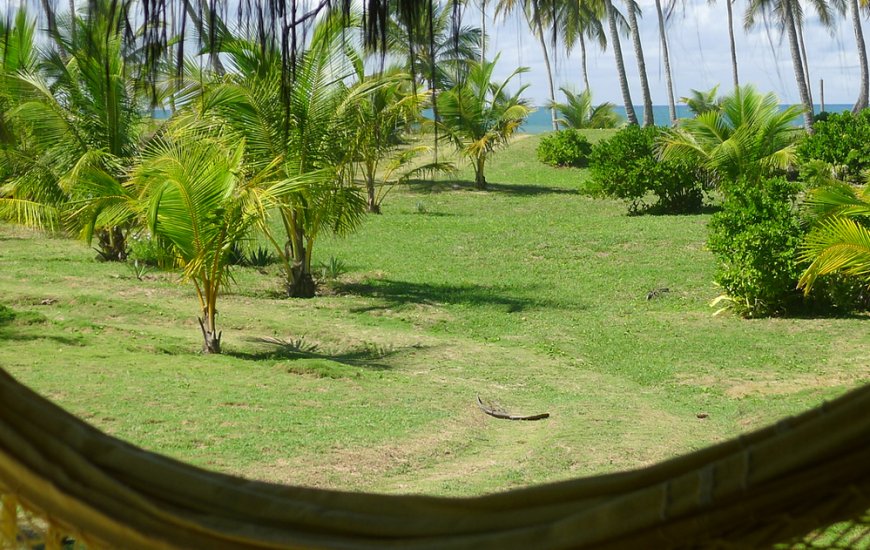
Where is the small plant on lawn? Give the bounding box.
[317,256,348,280]
[537,130,593,168]
[436,56,532,190]
[590,125,704,214]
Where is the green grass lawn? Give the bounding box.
[1,132,867,496]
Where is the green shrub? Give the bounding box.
[589,125,704,214]
[797,109,870,183]
[537,130,593,167]
[708,175,805,317]
[128,234,175,268]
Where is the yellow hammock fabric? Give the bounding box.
[1,367,869,549]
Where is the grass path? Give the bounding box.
[1,133,867,496]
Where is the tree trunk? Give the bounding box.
[96,226,127,262]
[480,0,486,64]
[474,156,487,189]
[626,0,654,127]
[654,0,677,124]
[605,0,638,125]
[784,0,814,131]
[580,34,590,91]
[851,0,869,112]
[796,20,813,106]
[366,174,381,214]
[726,0,739,90]
[531,16,559,131]
[198,310,221,354]
[284,210,317,298]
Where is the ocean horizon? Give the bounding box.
[520,104,853,134]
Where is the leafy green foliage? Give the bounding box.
[679,86,721,117]
[796,110,870,183]
[707,176,804,317]
[799,180,870,292]
[549,88,619,129]
[536,130,592,167]
[590,125,704,214]
[660,85,801,184]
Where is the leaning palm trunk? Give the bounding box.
[579,34,591,91]
[626,0,653,126]
[605,0,638,125]
[784,0,814,131]
[850,0,869,111]
[726,0,739,89]
[654,0,677,124]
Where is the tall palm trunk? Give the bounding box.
[605,0,638,125]
[626,0,654,126]
[654,0,676,124]
[480,0,486,63]
[850,0,869,111]
[530,15,559,131]
[726,0,739,89]
[580,34,591,91]
[784,0,814,131]
[796,20,813,105]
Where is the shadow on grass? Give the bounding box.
[335,278,577,314]
[0,329,83,346]
[630,203,723,217]
[228,338,417,371]
[405,178,578,196]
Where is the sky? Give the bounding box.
[482,0,866,106]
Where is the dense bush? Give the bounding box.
[708,176,804,317]
[797,109,870,183]
[537,130,592,167]
[589,125,704,214]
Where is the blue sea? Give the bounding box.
[519,104,854,133]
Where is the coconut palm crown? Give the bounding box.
[658,85,802,184]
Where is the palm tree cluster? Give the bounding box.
[0,5,531,352]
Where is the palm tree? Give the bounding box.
[559,0,608,92]
[387,2,483,91]
[436,56,532,189]
[349,67,447,213]
[0,5,145,259]
[624,0,654,126]
[132,124,299,354]
[495,0,560,131]
[203,14,367,298]
[680,85,721,116]
[659,85,802,183]
[798,181,870,293]
[549,87,620,128]
[744,0,841,131]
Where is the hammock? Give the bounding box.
[1,366,869,549]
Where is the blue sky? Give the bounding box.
[484,0,866,106]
